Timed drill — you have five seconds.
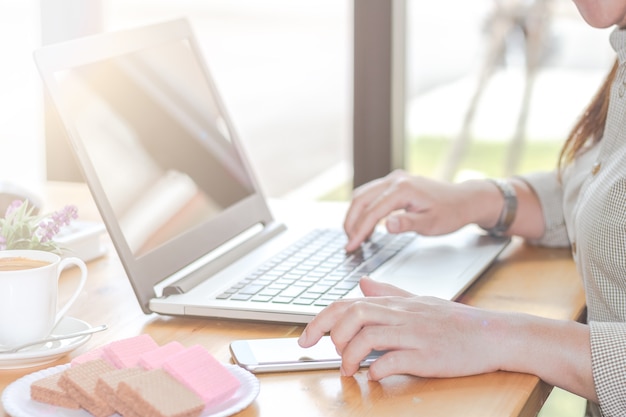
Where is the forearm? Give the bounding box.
[490,311,596,402]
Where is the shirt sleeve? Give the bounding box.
[589,321,626,416]
[517,171,570,248]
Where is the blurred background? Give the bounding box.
[1,0,614,201]
[0,1,614,415]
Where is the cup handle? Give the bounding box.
[53,257,88,328]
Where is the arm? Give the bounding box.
[343,170,545,251]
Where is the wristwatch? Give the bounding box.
[483,178,517,237]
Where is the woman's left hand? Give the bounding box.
[298,277,505,380]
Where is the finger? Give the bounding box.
[386,212,436,236]
[343,178,389,235]
[367,348,476,381]
[385,212,427,234]
[299,292,419,348]
[343,186,391,251]
[344,170,408,234]
[328,301,406,358]
[298,299,356,347]
[359,277,414,297]
[345,189,413,252]
[367,350,424,381]
[338,318,423,376]
[387,211,459,237]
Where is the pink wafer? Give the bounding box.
[103,334,159,368]
[138,341,186,370]
[163,345,240,408]
[71,346,106,366]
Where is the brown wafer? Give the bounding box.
[117,368,205,417]
[30,371,80,409]
[95,367,146,417]
[58,359,116,417]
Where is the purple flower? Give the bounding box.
[36,205,79,243]
[5,200,23,217]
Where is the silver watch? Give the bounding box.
[482,178,517,237]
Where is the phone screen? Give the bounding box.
[229,336,384,373]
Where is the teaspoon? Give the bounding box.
[0,324,108,354]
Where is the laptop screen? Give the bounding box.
[36,19,277,310]
[52,39,255,257]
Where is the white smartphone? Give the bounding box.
[229,336,384,373]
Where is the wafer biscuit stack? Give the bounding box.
[29,334,242,417]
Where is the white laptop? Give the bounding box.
[34,19,509,324]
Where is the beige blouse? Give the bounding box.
[522,27,626,417]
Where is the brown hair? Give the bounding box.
[558,59,618,170]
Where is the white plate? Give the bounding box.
[0,317,93,369]
[2,363,259,417]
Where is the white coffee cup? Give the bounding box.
[0,250,87,347]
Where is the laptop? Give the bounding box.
[34,19,510,324]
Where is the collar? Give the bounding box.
[610,27,626,64]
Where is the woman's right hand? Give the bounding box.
[344,170,495,252]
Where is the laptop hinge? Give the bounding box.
[161,221,286,296]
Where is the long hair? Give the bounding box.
[558,59,618,170]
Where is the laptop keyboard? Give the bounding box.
[216,228,414,307]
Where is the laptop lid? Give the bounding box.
[34,19,285,313]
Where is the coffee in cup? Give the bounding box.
[0,250,87,347]
[0,257,51,271]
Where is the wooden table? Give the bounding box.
[0,182,585,417]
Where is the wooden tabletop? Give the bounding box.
[0,182,585,417]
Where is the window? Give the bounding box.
[102,1,352,198]
[405,0,614,181]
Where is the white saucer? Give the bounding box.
[0,317,93,369]
[2,363,259,417]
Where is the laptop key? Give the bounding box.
[300,291,323,300]
[333,280,359,291]
[216,292,232,300]
[259,288,281,297]
[313,299,333,307]
[230,293,253,301]
[293,298,316,305]
[251,294,274,302]
[272,296,295,304]
[239,284,265,295]
[278,286,306,298]
[307,284,333,294]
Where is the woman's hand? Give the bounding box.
[298,277,595,403]
[343,170,492,252]
[298,277,505,381]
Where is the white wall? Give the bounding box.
[0,1,45,196]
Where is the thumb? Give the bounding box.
[385,212,428,234]
[386,212,453,236]
[359,276,414,297]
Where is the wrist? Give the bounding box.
[457,179,506,229]
[490,313,594,400]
